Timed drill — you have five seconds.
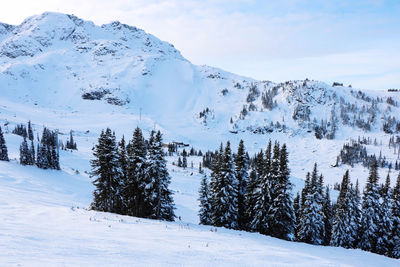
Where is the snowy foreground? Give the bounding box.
[1,155,399,266]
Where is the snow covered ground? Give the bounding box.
[1,11,400,266]
[1,130,399,266]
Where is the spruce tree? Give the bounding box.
[391,172,400,258]
[234,139,249,230]
[375,174,393,256]
[115,136,127,214]
[268,143,296,240]
[0,126,9,161]
[27,120,34,141]
[182,149,188,169]
[331,170,357,248]
[359,159,381,253]
[90,128,119,213]
[210,142,238,229]
[66,130,77,150]
[251,141,272,234]
[198,174,212,225]
[322,185,333,245]
[293,192,300,238]
[19,137,30,165]
[125,127,147,217]
[297,164,325,245]
[145,131,175,221]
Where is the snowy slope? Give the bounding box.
[1,12,400,265]
[1,137,399,266]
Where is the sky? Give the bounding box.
[1,0,399,90]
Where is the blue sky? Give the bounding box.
[1,0,399,89]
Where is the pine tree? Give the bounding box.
[30,140,35,165]
[210,142,238,229]
[391,172,400,258]
[293,192,300,238]
[145,131,175,221]
[177,157,182,167]
[359,159,381,253]
[234,139,249,230]
[198,174,212,225]
[297,163,325,245]
[27,120,34,141]
[90,128,120,213]
[0,126,9,161]
[125,127,147,217]
[66,130,77,150]
[115,136,127,214]
[331,170,357,248]
[251,141,272,234]
[210,143,224,226]
[268,143,296,240]
[375,173,393,256]
[182,149,188,169]
[322,186,333,245]
[19,137,30,165]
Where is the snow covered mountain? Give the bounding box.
[1,12,400,266]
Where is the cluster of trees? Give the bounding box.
[337,139,392,169]
[0,126,9,161]
[20,127,60,170]
[65,130,77,150]
[199,140,296,240]
[296,161,400,258]
[90,127,175,221]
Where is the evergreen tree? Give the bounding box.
[268,143,296,240]
[375,174,393,256]
[322,185,333,245]
[297,164,325,245]
[90,128,120,213]
[251,141,272,234]
[391,172,400,258]
[30,140,35,165]
[359,160,381,253]
[66,130,77,150]
[19,137,30,165]
[0,126,9,161]
[198,174,212,225]
[28,120,34,141]
[234,139,249,230]
[145,131,175,221]
[115,136,127,214]
[293,192,300,238]
[245,167,258,231]
[125,127,147,217]
[177,157,182,167]
[331,170,357,248]
[210,142,238,229]
[182,149,188,169]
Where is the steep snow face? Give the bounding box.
[1,12,400,189]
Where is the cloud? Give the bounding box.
[1,0,399,89]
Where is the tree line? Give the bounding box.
[199,140,400,259]
[90,127,175,221]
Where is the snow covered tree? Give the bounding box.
[331,170,358,248]
[297,164,325,245]
[198,174,212,225]
[90,128,120,213]
[268,143,296,240]
[234,139,249,230]
[66,130,77,150]
[182,149,188,169]
[0,126,9,161]
[36,128,59,170]
[391,172,400,258]
[115,136,127,214]
[145,130,175,221]
[375,173,393,256]
[250,141,272,234]
[322,185,333,245]
[19,137,34,165]
[125,127,147,217]
[27,120,34,141]
[210,142,238,229]
[359,159,381,253]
